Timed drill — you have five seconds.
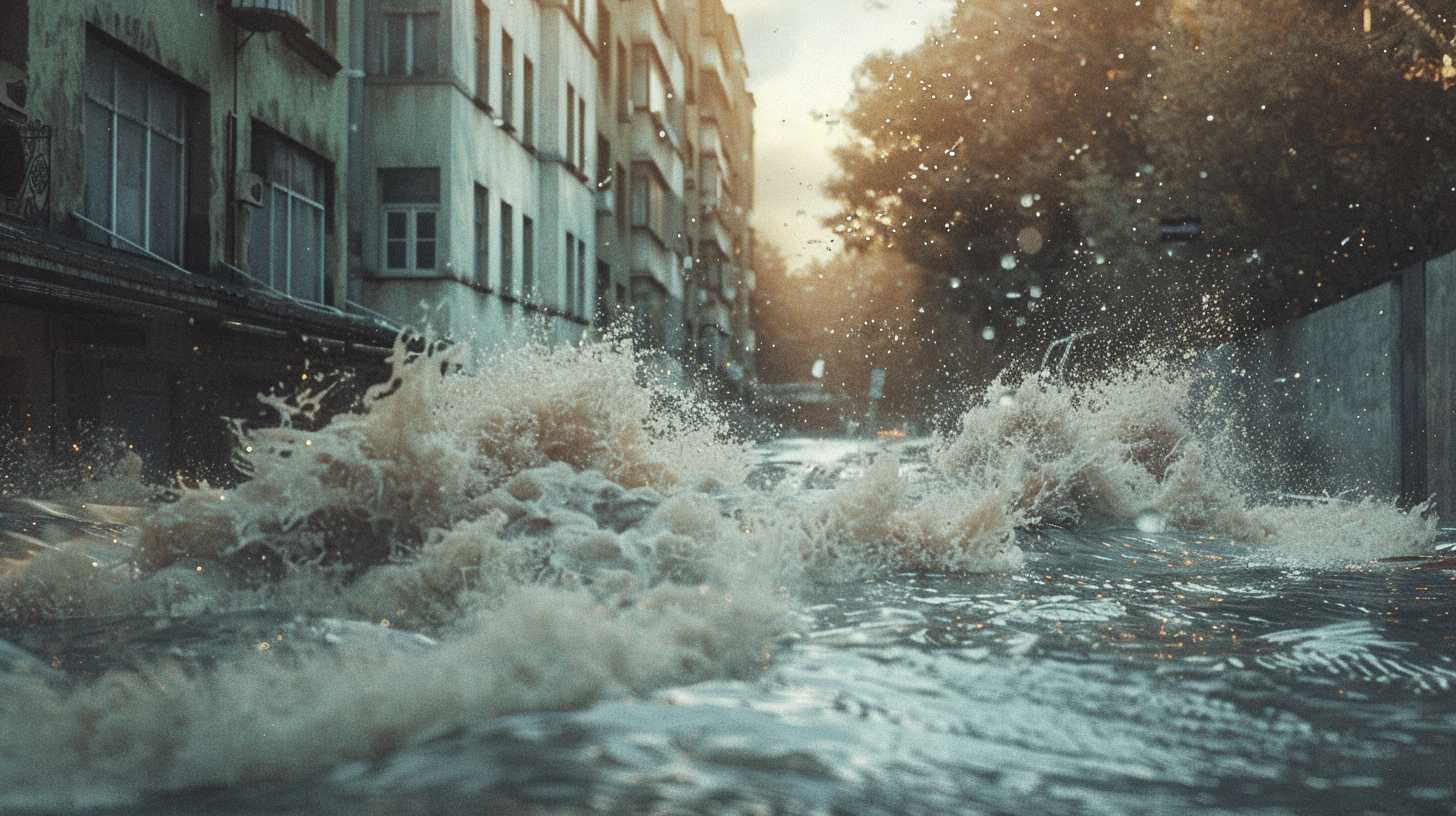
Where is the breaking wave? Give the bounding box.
[0,340,1439,806]
[927,364,1438,563]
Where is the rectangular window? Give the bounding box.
[566,84,576,170]
[630,170,649,228]
[499,200,514,296]
[565,232,576,314]
[500,32,515,128]
[474,184,489,285]
[82,37,187,264]
[247,129,330,302]
[615,161,627,233]
[380,168,440,275]
[382,12,439,77]
[523,57,535,146]
[616,42,629,121]
[0,0,26,70]
[596,134,610,189]
[474,2,490,104]
[597,3,611,87]
[299,0,335,51]
[595,260,611,328]
[522,215,535,298]
[577,237,587,318]
[577,98,587,173]
[632,47,668,116]
[630,168,669,241]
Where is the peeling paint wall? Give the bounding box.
[25,0,353,305]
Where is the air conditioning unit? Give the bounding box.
[236,171,266,208]
[595,188,614,215]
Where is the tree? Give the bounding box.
[1117,0,1456,318]
[826,0,1168,324]
[824,0,1456,388]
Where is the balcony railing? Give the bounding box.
[0,117,50,226]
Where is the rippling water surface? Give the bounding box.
[2,344,1454,815]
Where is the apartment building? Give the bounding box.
[0,0,392,486]
[357,0,757,391]
[687,0,756,391]
[351,0,598,348]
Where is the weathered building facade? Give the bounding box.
[354,0,758,390]
[0,0,393,489]
[0,0,760,491]
[686,0,755,391]
[351,0,599,348]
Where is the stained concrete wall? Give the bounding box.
[1425,252,1456,519]
[25,0,353,304]
[1198,281,1401,499]
[1198,250,1456,520]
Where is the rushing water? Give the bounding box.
[2,340,1454,815]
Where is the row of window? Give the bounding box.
[381,168,589,318]
[83,35,336,303]
[392,3,689,183]
[78,31,611,314]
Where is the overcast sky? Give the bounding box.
[731,0,954,272]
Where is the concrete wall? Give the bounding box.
[1198,251,1456,519]
[26,0,353,305]
[1425,252,1456,518]
[357,0,591,349]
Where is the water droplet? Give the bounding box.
[1017,226,1044,254]
[1135,512,1168,533]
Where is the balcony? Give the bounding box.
[700,38,732,117]
[221,0,310,38]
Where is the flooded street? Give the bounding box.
[1,343,1453,815]
[5,0,1456,812]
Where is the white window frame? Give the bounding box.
[382,12,439,77]
[299,0,333,50]
[268,183,327,302]
[383,204,439,274]
[83,41,187,263]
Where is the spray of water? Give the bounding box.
[0,338,1438,806]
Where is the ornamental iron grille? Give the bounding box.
[0,117,51,226]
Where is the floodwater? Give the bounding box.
[2,340,1454,815]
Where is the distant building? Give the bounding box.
[685,0,756,393]
[349,0,598,348]
[353,0,758,392]
[0,0,393,488]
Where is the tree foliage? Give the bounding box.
[818,0,1456,386]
